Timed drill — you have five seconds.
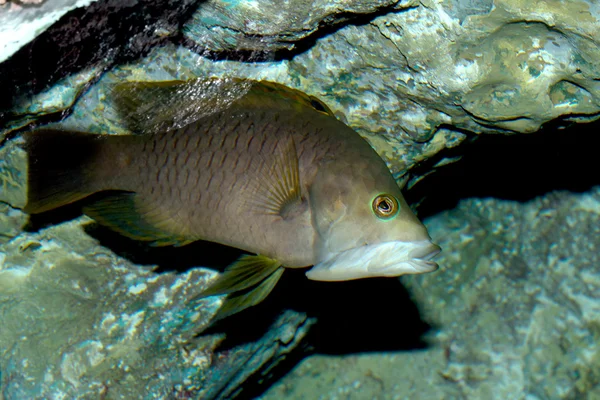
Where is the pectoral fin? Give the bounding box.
[246,138,305,219]
[198,254,284,321]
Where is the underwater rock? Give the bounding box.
[0,141,26,209]
[0,142,27,245]
[4,0,600,178]
[2,0,600,398]
[183,0,412,53]
[262,186,600,399]
[0,0,202,123]
[174,0,600,176]
[0,0,98,64]
[0,217,312,398]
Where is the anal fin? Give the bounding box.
[83,192,194,247]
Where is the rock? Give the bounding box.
[0,218,313,398]
[0,140,26,209]
[183,0,413,53]
[176,0,600,177]
[0,0,98,64]
[4,0,600,180]
[261,186,600,399]
[402,189,600,399]
[0,0,202,120]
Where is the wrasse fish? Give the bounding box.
[22,78,441,320]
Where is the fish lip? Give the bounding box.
[306,240,441,282]
[409,243,441,265]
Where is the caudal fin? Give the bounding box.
[22,129,104,214]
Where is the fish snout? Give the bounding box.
[407,241,442,273]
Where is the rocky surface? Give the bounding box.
[3,0,600,179]
[0,0,202,122]
[0,216,313,399]
[0,0,97,64]
[184,0,411,53]
[261,186,600,399]
[178,0,600,177]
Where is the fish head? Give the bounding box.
[306,156,441,281]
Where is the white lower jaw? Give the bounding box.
[305,240,441,282]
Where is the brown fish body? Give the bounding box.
[23,79,440,320]
[97,105,351,267]
[27,85,377,267]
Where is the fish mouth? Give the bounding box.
[306,240,441,282]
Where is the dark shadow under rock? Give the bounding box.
[210,268,431,399]
[407,118,600,219]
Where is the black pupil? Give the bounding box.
[378,199,391,212]
[310,99,327,113]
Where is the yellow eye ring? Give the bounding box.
[372,194,399,219]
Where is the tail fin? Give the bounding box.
[22,129,104,214]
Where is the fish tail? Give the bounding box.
[22,129,107,214]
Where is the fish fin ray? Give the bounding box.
[212,267,284,321]
[196,254,284,320]
[83,192,194,247]
[241,81,337,118]
[246,138,304,218]
[111,78,252,134]
[200,254,282,296]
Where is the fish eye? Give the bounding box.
[372,194,399,219]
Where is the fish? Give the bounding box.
[21,78,441,320]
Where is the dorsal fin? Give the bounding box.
[111,78,337,135]
[110,78,253,134]
[236,80,337,117]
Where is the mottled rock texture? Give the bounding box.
[0,0,97,63]
[262,186,600,399]
[0,217,312,399]
[3,0,600,178]
[184,0,409,53]
[178,0,600,177]
[0,0,202,120]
